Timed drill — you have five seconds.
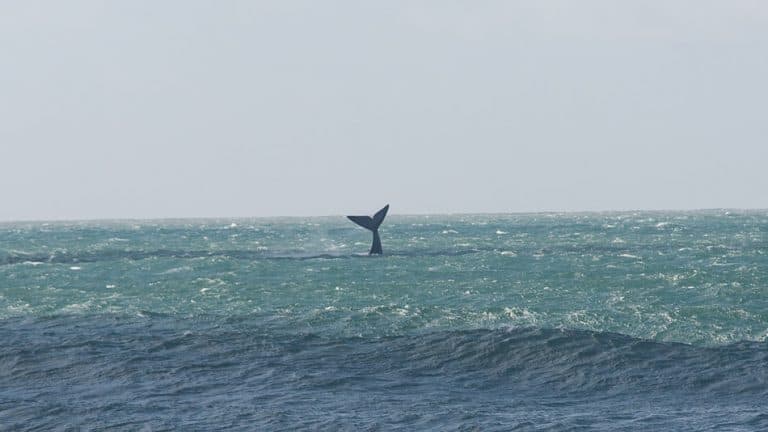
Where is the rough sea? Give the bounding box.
[1,211,767,431]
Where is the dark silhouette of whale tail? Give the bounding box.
[347,204,389,255]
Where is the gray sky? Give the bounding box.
[2,1,767,221]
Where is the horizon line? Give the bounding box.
[1,207,766,224]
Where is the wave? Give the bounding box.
[376,327,768,396]
[0,248,488,265]
[2,314,765,398]
[3,315,766,430]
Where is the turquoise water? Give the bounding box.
[1,211,767,430]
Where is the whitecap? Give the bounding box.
[161,266,192,274]
[504,307,538,322]
[60,301,92,313]
[619,253,641,260]
[6,303,32,314]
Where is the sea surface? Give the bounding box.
[1,211,767,431]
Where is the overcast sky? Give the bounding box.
[1,1,767,221]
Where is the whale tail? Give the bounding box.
[347,204,389,255]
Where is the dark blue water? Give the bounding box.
[2,212,767,430]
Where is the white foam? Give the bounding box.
[619,253,641,260]
[161,266,192,274]
[395,307,410,316]
[504,307,539,322]
[6,303,32,314]
[70,266,81,270]
[60,301,92,313]
[496,230,508,235]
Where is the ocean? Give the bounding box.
[1,211,767,430]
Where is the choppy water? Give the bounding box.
[1,211,767,430]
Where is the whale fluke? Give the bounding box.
[347,204,389,255]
